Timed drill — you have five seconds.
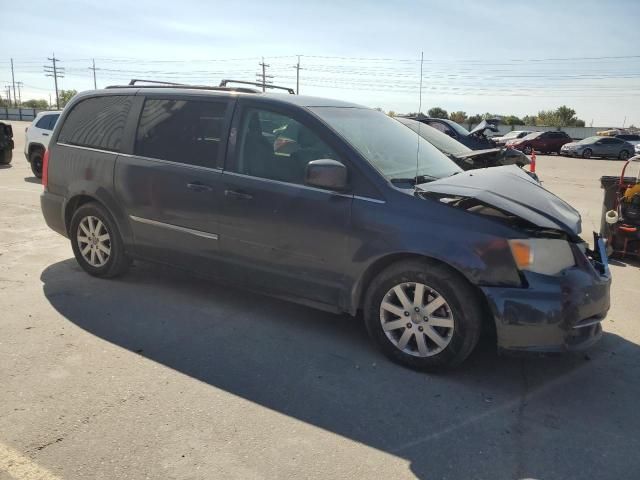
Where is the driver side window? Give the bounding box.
[233,108,339,185]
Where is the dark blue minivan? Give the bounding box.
[40,84,611,370]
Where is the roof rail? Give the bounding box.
[128,79,186,86]
[105,79,259,94]
[220,79,295,94]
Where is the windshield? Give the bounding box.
[311,107,461,180]
[578,136,601,144]
[444,120,471,137]
[522,132,543,140]
[395,117,471,157]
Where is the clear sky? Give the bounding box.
[2,0,639,126]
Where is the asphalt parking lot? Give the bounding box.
[1,120,639,480]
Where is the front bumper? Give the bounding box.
[481,255,610,353]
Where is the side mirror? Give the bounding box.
[305,159,348,191]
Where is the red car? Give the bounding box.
[507,130,572,154]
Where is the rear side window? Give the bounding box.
[135,98,228,168]
[36,115,52,130]
[58,96,133,152]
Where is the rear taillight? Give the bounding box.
[42,149,50,188]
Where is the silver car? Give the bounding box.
[561,136,634,160]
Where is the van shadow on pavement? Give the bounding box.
[41,259,640,480]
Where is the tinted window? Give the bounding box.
[233,108,339,184]
[618,135,640,141]
[58,96,133,151]
[35,115,51,129]
[601,138,622,144]
[135,99,227,168]
[47,114,60,130]
[426,121,451,135]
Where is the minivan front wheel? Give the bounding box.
[364,260,482,371]
[70,202,130,278]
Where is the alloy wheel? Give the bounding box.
[77,215,111,267]
[379,282,455,357]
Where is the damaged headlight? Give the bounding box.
[508,238,575,275]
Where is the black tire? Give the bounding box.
[0,148,12,165]
[582,148,592,159]
[619,150,630,160]
[69,202,130,278]
[522,145,532,155]
[363,259,483,371]
[29,149,44,178]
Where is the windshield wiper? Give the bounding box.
[390,174,437,185]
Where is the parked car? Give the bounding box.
[615,134,640,147]
[395,117,532,172]
[0,122,13,165]
[402,116,499,150]
[40,85,610,370]
[561,136,634,160]
[491,130,533,146]
[507,130,572,154]
[24,111,61,177]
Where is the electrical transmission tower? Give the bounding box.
[44,54,64,109]
[256,57,273,92]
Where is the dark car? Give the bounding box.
[403,116,499,150]
[560,136,635,160]
[507,130,572,154]
[0,121,14,165]
[40,84,610,370]
[395,117,531,172]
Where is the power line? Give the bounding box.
[256,57,272,92]
[44,54,64,109]
[89,58,97,89]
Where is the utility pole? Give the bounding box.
[89,58,97,89]
[256,57,272,92]
[293,55,302,95]
[4,85,11,106]
[16,81,23,105]
[44,54,64,109]
[10,59,17,107]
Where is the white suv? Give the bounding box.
[24,111,61,177]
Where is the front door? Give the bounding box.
[115,95,233,270]
[218,102,352,307]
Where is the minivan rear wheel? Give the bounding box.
[70,202,130,278]
[364,260,482,371]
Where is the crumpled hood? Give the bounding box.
[469,119,500,136]
[417,165,582,235]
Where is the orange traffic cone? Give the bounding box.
[530,149,536,173]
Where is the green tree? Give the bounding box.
[387,110,396,117]
[466,114,483,129]
[502,115,524,126]
[449,111,467,124]
[535,106,585,127]
[427,107,448,119]
[22,99,49,109]
[0,96,9,107]
[522,115,537,126]
[58,89,78,108]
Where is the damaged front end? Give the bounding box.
[416,167,611,353]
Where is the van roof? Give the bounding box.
[77,86,365,109]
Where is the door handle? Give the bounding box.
[187,182,213,192]
[224,189,253,200]
[42,133,49,136]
